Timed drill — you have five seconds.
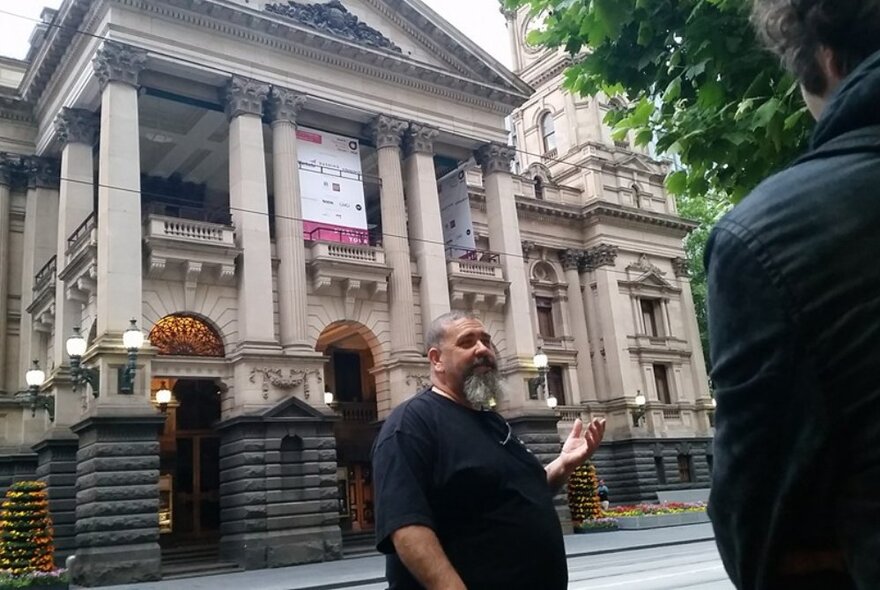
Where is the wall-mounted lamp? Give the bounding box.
[67,327,99,397]
[156,382,172,413]
[16,360,53,421]
[324,391,335,405]
[546,394,558,409]
[631,390,647,427]
[120,319,145,394]
[528,347,550,400]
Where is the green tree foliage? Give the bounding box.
[503,0,812,202]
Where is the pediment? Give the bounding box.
[635,271,673,289]
[614,153,664,175]
[262,0,532,100]
[262,395,328,419]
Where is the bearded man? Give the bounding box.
[371,311,605,590]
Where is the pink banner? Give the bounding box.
[303,221,369,245]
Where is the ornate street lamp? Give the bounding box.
[528,347,550,400]
[155,382,172,413]
[631,390,647,427]
[120,319,145,394]
[67,326,99,397]
[324,391,335,406]
[16,360,53,420]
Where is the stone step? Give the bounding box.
[161,560,242,580]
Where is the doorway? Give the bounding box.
[156,378,222,548]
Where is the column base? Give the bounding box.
[33,429,78,566]
[0,449,38,496]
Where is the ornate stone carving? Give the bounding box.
[91,41,147,90]
[365,114,408,149]
[265,1,402,53]
[559,249,583,271]
[405,374,431,390]
[627,253,666,276]
[249,367,319,400]
[672,257,690,278]
[582,243,618,271]
[521,241,535,261]
[55,107,99,147]
[403,123,439,157]
[474,142,516,175]
[23,156,60,190]
[0,154,19,187]
[267,86,307,124]
[224,76,270,120]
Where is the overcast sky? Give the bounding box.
[0,0,511,68]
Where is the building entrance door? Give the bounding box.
[157,378,222,547]
[347,462,374,531]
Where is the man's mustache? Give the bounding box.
[471,357,497,370]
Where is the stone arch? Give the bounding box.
[530,260,560,284]
[526,162,553,184]
[280,434,304,464]
[314,319,386,365]
[148,312,226,357]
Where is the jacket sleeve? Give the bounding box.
[705,222,806,588]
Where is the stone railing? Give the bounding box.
[33,255,57,294]
[556,405,582,423]
[335,402,378,424]
[144,215,235,246]
[65,212,97,263]
[662,407,682,420]
[446,248,504,281]
[309,240,386,265]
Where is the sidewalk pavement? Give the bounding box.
[82,523,716,590]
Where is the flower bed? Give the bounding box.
[573,517,619,534]
[0,568,69,589]
[604,502,709,530]
[603,501,706,517]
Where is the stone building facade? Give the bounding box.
[0,0,711,585]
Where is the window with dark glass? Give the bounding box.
[547,365,565,405]
[640,298,661,337]
[534,176,544,200]
[536,297,555,338]
[654,456,666,484]
[654,364,672,404]
[540,112,556,153]
[677,454,693,483]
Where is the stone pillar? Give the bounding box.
[560,250,597,403]
[70,415,165,586]
[33,436,78,565]
[225,76,276,349]
[19,157,60,382]
[0,157,13,393]
[475,143,538,408]
[672,257,710,400]
[0,453,38,498]
[51,108,97,426]
[403,122,450,335]
[92,41,146,344]
[267,87,310,353]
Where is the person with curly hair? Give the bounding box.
[707,2,880,589]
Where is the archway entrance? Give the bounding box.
[155,378,222,548]
[316,322,379,535]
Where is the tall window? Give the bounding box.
[547,365,565,405]
[536,297,555,338]
[654,364,672,404]
[540,112,556,154]
[654,456,666,484]
[677,454,693,483]
[640,298,661,337]
[534,176,544,200]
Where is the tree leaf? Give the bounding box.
[666,170,688,194]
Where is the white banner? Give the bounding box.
[297,127,368,244]
[438,166,475,258]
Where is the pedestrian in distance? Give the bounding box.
[597,479,610,511]
[707,2,880,589]
[371,311,606,590]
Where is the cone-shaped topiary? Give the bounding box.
[567,462,603,525]
[0,480,54,576]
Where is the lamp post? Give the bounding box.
[16,360,53,420]
[66,326,99,397]
[120,319,145,394]
[631,390,647,427]
[528,347,550,401]
[155,382,172,413]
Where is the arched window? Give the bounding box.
[540,112,556,154]
[149,314,225,357]
[534,176,544,200]
[632,184,642,208]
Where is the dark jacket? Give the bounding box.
[705,51,880,590]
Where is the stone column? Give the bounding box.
[0,157,13,393]
[225,76,276,348]
[672,257,711,401]
[92,41,146,345]
[475,143,537,408]
[403,122,450,334]
[560,249,596,403]
[33,437,78,565]
[366,115,419,356]
[267,87,310,352]
[19,157,60,382]
[51,108,97,426]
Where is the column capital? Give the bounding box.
[23,156,61,190]
[672,257,690,278]
[581,243,618,271]
[559,249,583,271]
[403,122,439,157]
[475,142,515,175]
[55,108,99,147]
[0,154,21,187]
[267,86,307,124]
[365,114,408,149]
[92,41,147,91]
[224,76,270,120]
[521,240,535,261]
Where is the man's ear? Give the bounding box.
[427,347,442,371]
[819,45,845,89]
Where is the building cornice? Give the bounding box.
[0,95,35,124]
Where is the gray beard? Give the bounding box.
[463,370,503,407]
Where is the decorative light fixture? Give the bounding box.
[631,390,647,426]
[324,391,335,405]
[155,382,172,413]
[546,394,558,409]
[120,319,145,394]
[67,327,99,398]
[528,346,551,401]
[16,360,53,420]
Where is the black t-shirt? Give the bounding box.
[371,389,567,590]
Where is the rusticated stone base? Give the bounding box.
[34,432,79,565]
[217,396,342,570]
[70,414,165,587]
[509,413,573,534]
[0,450,38,496]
